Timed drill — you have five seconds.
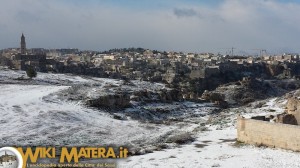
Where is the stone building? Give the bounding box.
[20,33,26,54]
[189,66,220,79]
[12,34,47,71]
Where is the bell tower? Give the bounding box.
[21,33,26,54]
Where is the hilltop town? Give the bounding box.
[1,34,300,103]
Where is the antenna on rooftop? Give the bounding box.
[250,49,267,57]
[218,47,236,56]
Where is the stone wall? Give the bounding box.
[237,117,300,151]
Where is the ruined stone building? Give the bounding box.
[237,94,300,151]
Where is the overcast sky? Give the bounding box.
[1,0,300,54]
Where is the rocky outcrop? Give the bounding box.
[85,88,183,109]
[131,89,183,103]
[286,95,300,124]
[201,90,210,100]
[201,90,228,108]
[274,113,298,125]
[159,89,183,103]
[201,91,225,102]
[266,64,284,77]
[86,92,130,108]
[251,113,298,125]
[286,97,299,112]
[204,78,278,106]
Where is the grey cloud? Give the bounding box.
[1,0,300,53]
[173,8,197,18]
[15,10,42,24]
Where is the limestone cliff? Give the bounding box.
[286,95,300,124]
[86,93,131,108]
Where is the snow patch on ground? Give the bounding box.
[119,128,300,168]
[119,96,300,168]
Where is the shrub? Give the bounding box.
[26,67,37,78]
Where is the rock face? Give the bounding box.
[286,96,300,124]
[266,64,284,77]
[55,78,184,109]
[63,85,183,109]
[131,89,183,103]
[275,113,298,125]
[86,92,130,108]
[201,90,228,108]
[201,90,224,102]
[159,89,183,103]
[203,78,280,106]
[250,113,298,125]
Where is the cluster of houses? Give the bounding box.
[1,34,300,83]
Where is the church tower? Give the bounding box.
[21,33,26,54]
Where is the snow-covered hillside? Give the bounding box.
[0,70,210,149]
[0,84,177,146]
[1,69,300,168]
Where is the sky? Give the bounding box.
[1,0,300,54]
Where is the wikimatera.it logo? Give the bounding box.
[0,146,129,168]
